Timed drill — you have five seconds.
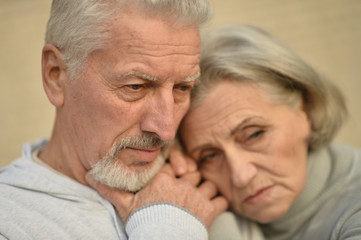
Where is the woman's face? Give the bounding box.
[180,80,311,223]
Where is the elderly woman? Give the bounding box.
[175,25,361,239]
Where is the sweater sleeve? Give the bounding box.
[209,211,264,240]
[335,208,361,240]
[125,202,208,240]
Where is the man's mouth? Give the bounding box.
[126,147,162,163]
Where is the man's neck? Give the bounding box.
[38,130,89,186]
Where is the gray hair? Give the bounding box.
[193,25,347,151]
[45,0,212,80]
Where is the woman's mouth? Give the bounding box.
[244,185,273,205]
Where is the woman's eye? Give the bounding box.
[199,152,218,164]
[235,126,267,147]
[248,130,264,140]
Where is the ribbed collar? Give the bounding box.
[260,147,332,239]
[260,144,357,239]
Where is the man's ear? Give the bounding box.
[41,44,68,107]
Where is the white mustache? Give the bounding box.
[110,135,171,159]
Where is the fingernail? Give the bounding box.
[176,166,186,175]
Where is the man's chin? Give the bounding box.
[89,155,165,192]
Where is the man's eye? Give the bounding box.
[116,84,149,102]
[128,84,142,90]
[175,84,193,92]
[179,85,191,91]
[173,84,194,103]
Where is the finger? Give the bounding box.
[198,180,218,199]
[168,141,188,176]
[159,163,176,177]
[186,156,198,173]
[211,196,229,217]
[180,171,201,187]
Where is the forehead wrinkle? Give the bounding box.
[186,105,257,155]
[124,46,200,59]
[186,113,225,155]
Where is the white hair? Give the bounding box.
[45,0,212,80]
[89,135,172,192]
[193,25,347,151]
[90,151,165,192]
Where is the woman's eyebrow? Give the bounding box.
[230,116,262,136]
[190,116,263,154]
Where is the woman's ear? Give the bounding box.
[298,99,312,133]
[41,44,68,107]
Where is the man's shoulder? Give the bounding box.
[0,160,124,240]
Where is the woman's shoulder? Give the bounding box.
[328,142,361,160]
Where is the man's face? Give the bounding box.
[62,11,201,191]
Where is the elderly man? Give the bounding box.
[0,1,228,239]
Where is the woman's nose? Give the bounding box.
[227,153,257,188]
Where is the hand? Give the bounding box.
[168,139,197,177]
[86,164,229,229]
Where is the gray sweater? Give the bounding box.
[0,139,208,240]
[260,143,361,239]
[208,144,361,240]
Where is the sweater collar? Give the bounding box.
[260,148,332,238]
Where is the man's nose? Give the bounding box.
[227,152,257,188]
[140,89,177,141]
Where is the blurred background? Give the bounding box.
[0,0,360,167]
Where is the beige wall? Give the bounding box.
[1,0,360,167]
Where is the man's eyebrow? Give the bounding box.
[119,71,200,83]
[120,71,160,82]
[182,72,200,83]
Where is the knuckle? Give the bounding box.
[155,171,173,182]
